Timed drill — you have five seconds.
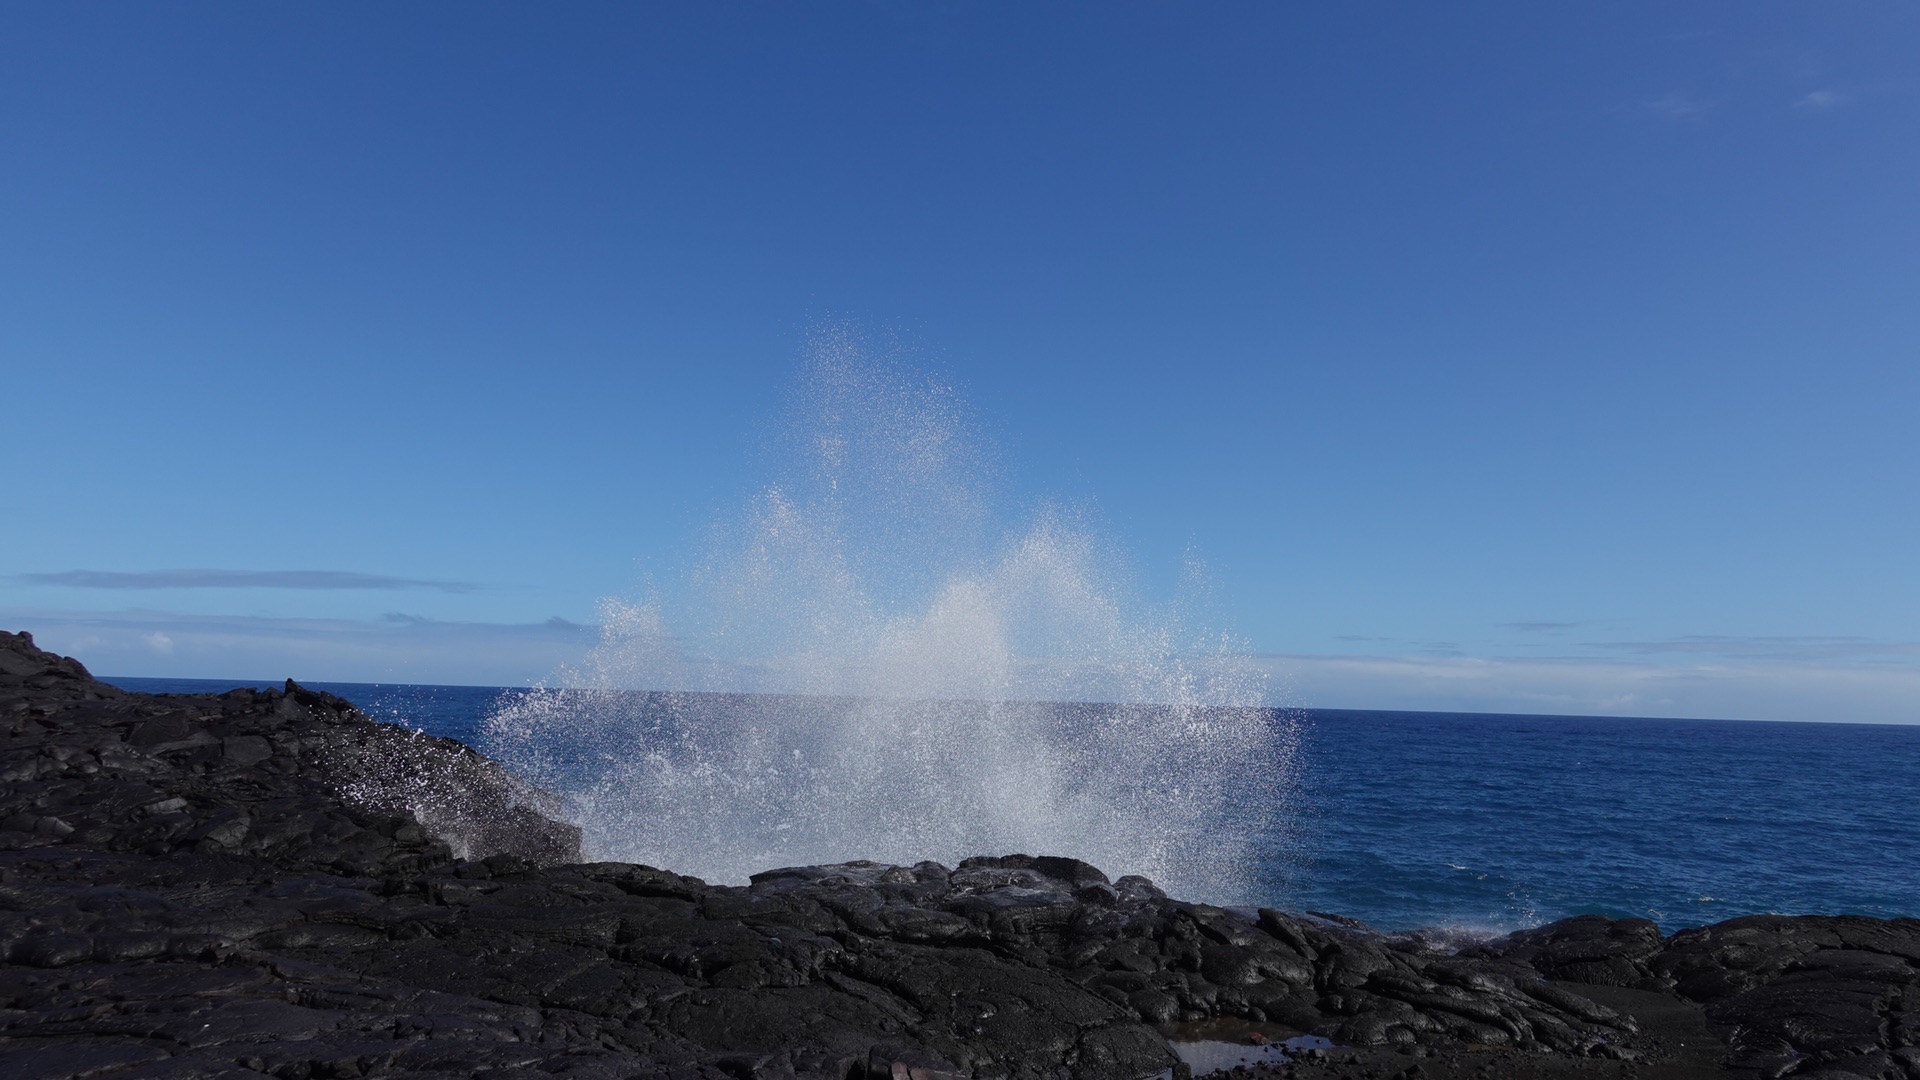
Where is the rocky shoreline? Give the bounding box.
[3,629,1915,1080]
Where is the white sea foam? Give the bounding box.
[482,329,1296,903]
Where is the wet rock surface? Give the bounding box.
[3,630,1915,1079]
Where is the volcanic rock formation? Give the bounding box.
[2,629,1916,1080]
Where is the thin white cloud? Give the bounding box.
[9,608,1916,725]
[2,608,593,686]
[15,569,479,593]
[1252,652,1920,725]
[1586,635,1920,663]
[1792,88,1842,111]
[1645,91,1714,121]
[1329,634,1462,654]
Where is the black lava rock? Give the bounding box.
[3,630,1914,1080]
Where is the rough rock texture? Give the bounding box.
[0,629,579,875]
[1651,917,1920,1079]
[2,629,1914,1080]
[1269,893,1920,1079]
[1457,909,1920,1079]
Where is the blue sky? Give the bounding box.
[3,3,1916,722]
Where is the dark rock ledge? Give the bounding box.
[2,630,1916,1080]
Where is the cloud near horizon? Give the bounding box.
[17,569,479,593]
[1252,652,1920,726]
[4,607,1916,725]
[1584,635,1920,663]
[2,608,592,687]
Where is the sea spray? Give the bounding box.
[482,330,1297,903]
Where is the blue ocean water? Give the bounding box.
[108,677,1920,934]
[1274,709,1920,934]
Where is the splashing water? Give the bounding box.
[482,331,1296,903]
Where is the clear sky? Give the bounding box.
[3,3,1916,722]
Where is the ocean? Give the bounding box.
[109,676,1920,935]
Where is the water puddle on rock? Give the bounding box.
[1158,1019,1337,1077]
